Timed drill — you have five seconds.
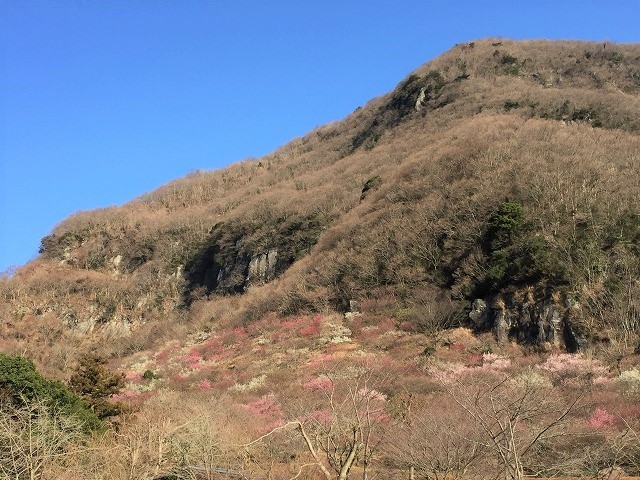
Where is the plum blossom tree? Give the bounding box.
[245,370,390,480]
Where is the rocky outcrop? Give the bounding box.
[186,246,286,298]
[183,214,325,300]
[247,249,279,284]
[185,246,281,298]
[469,291,587,351]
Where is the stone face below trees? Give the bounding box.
[469,291,589,351]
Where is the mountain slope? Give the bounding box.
[2,38,640,370]
[2,38,640,480]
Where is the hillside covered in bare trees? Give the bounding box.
[1,39,640,479]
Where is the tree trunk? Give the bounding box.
[337,442,359,480]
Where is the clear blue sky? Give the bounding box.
[1,1,638,273]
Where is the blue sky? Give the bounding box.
[1,1,638,273]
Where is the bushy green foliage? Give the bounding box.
[0,353,103,432]
[38,231,84,257]
[496,52,522,75]
[486,201,525,250]
[483,234,569,293]
[500,53,518,65]
[447,202,572,297]
[69,354,125,420]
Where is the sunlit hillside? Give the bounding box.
[1,39,640,479]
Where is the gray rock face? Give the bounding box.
[469,291,586,351]
[469,299,490,329]
[184,214,324,300]
[494,307,510,344]
[348,300,360,313]
[185,245,285,299]
[247,249,279,285]
[415,87,427,111]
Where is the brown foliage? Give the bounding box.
[1,37,640,398]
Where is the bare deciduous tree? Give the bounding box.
[441,372,586,480]
[0,399,84,480]
[385,394,485,480]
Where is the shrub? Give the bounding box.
[68,354,125,421]
[500,54,518,65]
[499,54,521,75]
[0,399,86,479]
[486,201,525,250]
[587,407,616,429]
[0,353,103,432]
[462,202,573,295]
[504,99,520,111]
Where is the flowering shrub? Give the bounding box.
[304,375,333,392]
[323,322,352,344]
[539,354,608,379]
[616,368,640,395]
[243,394,283,432]
[110,390,139,401]
[190,359,218,372]
[199,337,224,356]
[154,342,180,362]
[306,353,335,369]
[243,395,280,416]
[196,379,212,391]
[125,371,143,382]
[307,409,333,427]
[170,373,188,385]
[509,369,552,389]
[213,378,234,390]
[355,325,380,341]
[467,353,484,367]
[353,317,396,342]
[374,353,402,372]
[593,375,612,386]
[231,374,267,392]
[282,317,305,329]
[357,387,387,402]
[179,350,204,370]
[482,353,511,369]
[588,407,616,429]
[300,323,321,337]
[153,349,171,362]
[300,315,323,337]
[428,362,470,384]
[618,403,640,421]
[429,354,511,383]
[221,326,247,347]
